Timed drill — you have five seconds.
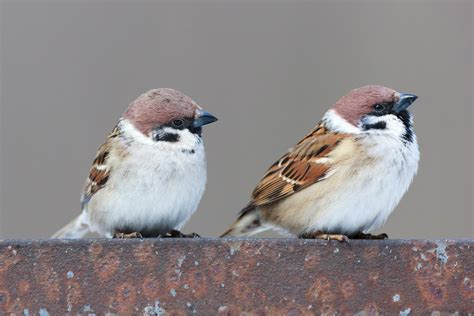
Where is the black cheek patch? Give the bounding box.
[363,121,387,130]
[155,133,180,142]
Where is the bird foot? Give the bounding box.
[113,231,143,239]
[300,232,349,242]
[161,229,201,238]
[353,232,388,240]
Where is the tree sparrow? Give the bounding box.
[52,88,217,238]
[221,85,419,241]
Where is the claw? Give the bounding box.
[113,231,143,239]
[353,232,388,240]
[317,233,349,242]
[161,230,201,238]
[299,231,349,242]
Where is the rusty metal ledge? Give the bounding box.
[0,239,473,315]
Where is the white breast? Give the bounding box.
[306,134,419,235]
[86,120,207,237]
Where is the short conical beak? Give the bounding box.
[193,109,218,128]
[394,93,418,113]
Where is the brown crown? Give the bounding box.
[333,85,398,126]
[123,88,200,135]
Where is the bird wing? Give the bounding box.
[81,125,121,208]
[240,122,347,215]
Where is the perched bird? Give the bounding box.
[222,85,419,241]
[52,88,217,238]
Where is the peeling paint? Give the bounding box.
[170,288,177,297]
[435,241,448,264]
[415,263,422,271]
[83,304,93,312]
[218,306,229,314]
[392,294,400,302]
[177,255,186,267]
[143,300,166,316]
[38,308,49,316]
[229,242,241,256]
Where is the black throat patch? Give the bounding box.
[395,110,414,143]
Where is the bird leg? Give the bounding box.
[352,232,388,240]
[161,229,201,238]
[299,231,349,242]
[113,231,143,239]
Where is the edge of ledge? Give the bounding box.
[1,237,473,248]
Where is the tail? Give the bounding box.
[51,212,91,239]
[220,206,269,237]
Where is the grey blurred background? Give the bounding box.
[0,1,472,239]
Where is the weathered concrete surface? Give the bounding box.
[0,238,472,315]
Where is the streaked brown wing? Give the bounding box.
[81,125,120,207]
[244,122,347,211]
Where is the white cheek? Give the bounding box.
[169,128,202,150]
[323,109,361,134]
[121,120,202,152]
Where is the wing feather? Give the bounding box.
[81,125,121,207]
[242,122,347,214]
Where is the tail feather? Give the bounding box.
[51,212,91,239]
[220,208,269,237]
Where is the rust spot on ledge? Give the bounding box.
[0,239,472,314]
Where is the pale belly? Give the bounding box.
[86,149,207,237]
[268,145,418,236]
[308,165,411,235]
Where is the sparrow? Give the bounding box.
[221,85,419,241]
[52,88,217,238]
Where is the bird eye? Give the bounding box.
[374,104,385,112]
[172,119,184,128]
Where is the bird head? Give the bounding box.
[123,88,217,143]
[326,85,418,142]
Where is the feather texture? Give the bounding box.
[81,125,121,207]
[241,122,348,216]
